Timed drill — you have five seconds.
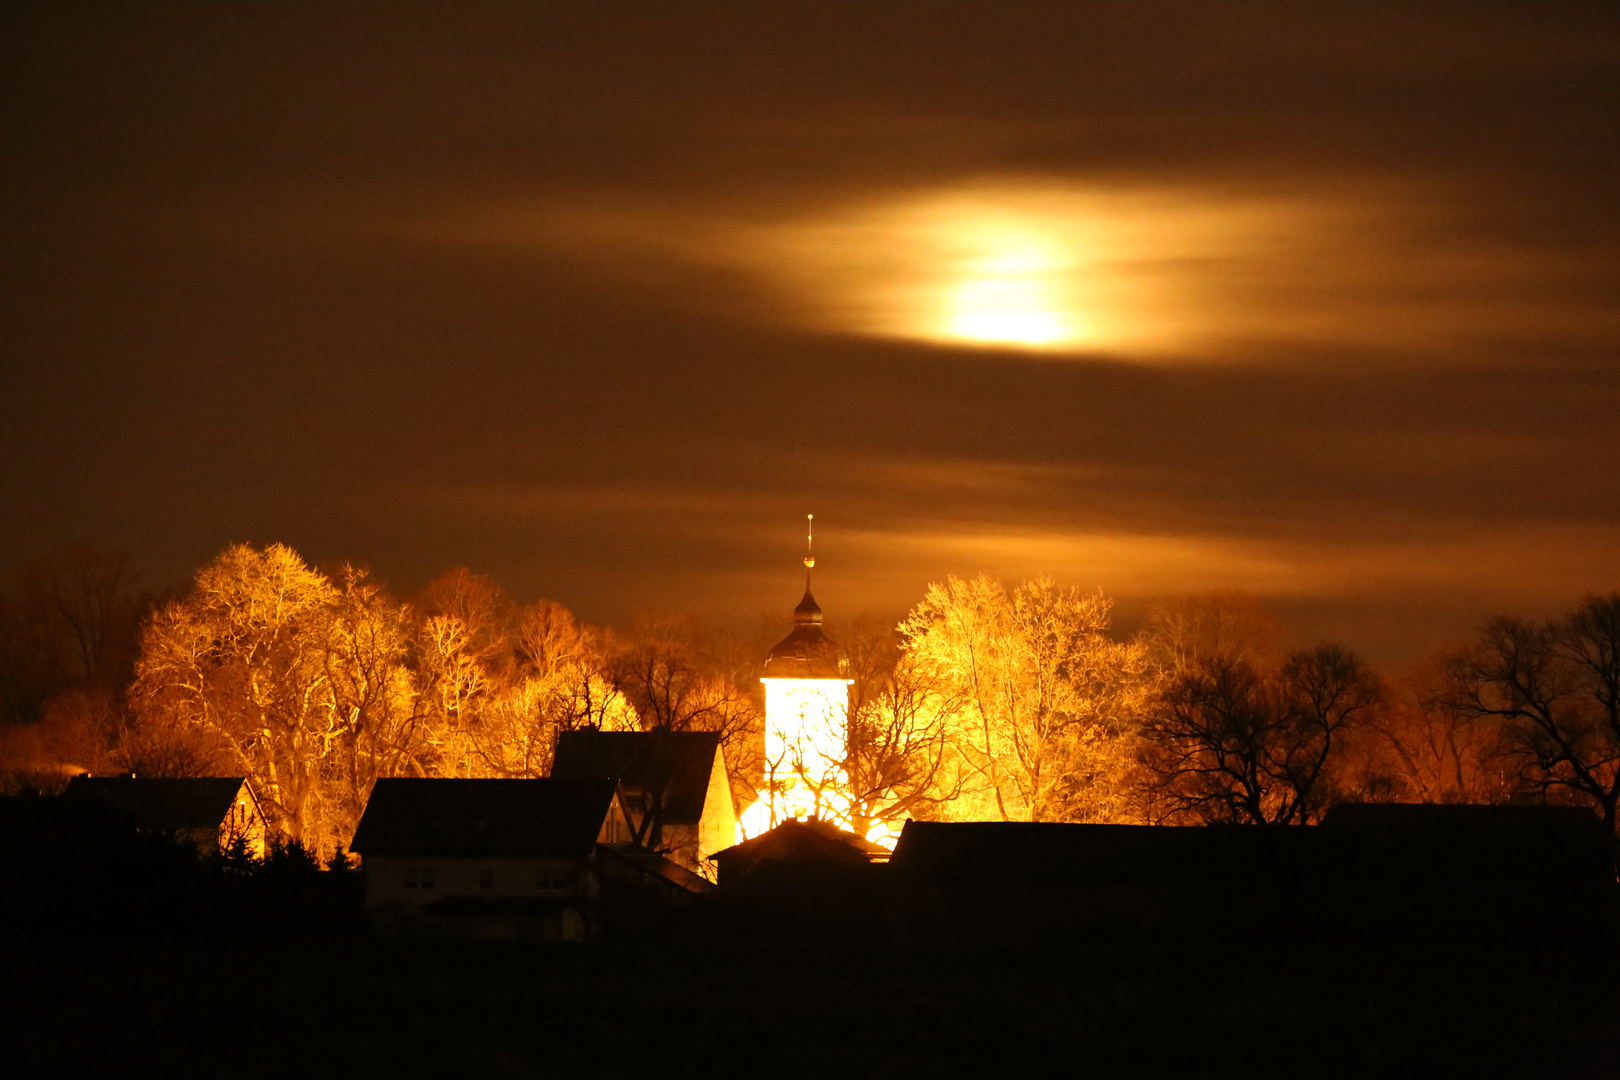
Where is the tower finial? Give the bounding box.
[804,513,815,590]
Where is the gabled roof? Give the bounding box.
[62,776,248,833]
[713,817,887,877]
[551,730,721,824]
[350,778,617,858]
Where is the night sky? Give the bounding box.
[4,2,1617,664]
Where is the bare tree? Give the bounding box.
[318,566,434,841]
[0,547,147,727]
[417,568,514,673]
[1143,646,1382,825]
[1141,591,1282,677]
[902,575,1147,823]
[1441,594,1620,833]
[609,614,749,730]
[410,568,512,776]
[1343,659,1514,805]
[132,544,341,846]
[126,548,644,851]
[839,618,962,837]
[608,612,761,808]
[412,577,636,780]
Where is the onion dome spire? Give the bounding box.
[805,513,815,590]
[765,513,843,677]
[795,513,821,625]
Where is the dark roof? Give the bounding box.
[599,842,715,894]
[1318,802,1612,880]
[793,590,823,624]
[551,730,721,823]
[889,821,1290,883]
[764,590,846,679]
[713,817,888,875]
[1322,802,1602,833]
[62,776,248,833]
[350,778,617,857]
[891,809,1614,887]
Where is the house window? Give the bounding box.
[536,871,571,893]
[404,867,436,889]
[479,868,495,890]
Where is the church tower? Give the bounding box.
[754,515,852,830]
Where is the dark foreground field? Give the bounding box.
[5,936,1617,1079]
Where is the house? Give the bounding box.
[551,729,736,876]
[62,775,266,858]
[350,777,709,940]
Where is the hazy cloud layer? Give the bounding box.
[3,1,1617,666]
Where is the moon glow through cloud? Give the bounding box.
[464,178,1612,365]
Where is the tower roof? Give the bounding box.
[763,516,845,679]
[764,617,845,679]
[793,589,822,625]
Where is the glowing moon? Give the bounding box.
[729,188,1188,353]
[945,243,1075,346]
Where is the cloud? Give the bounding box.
[412,174,1618,364]
[421,443,1620,626]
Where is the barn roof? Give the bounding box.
[350,778,618,858]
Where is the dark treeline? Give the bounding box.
[4,542,1619,858]
[0,794,362,938]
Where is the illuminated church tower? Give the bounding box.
[753,515,852,831]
